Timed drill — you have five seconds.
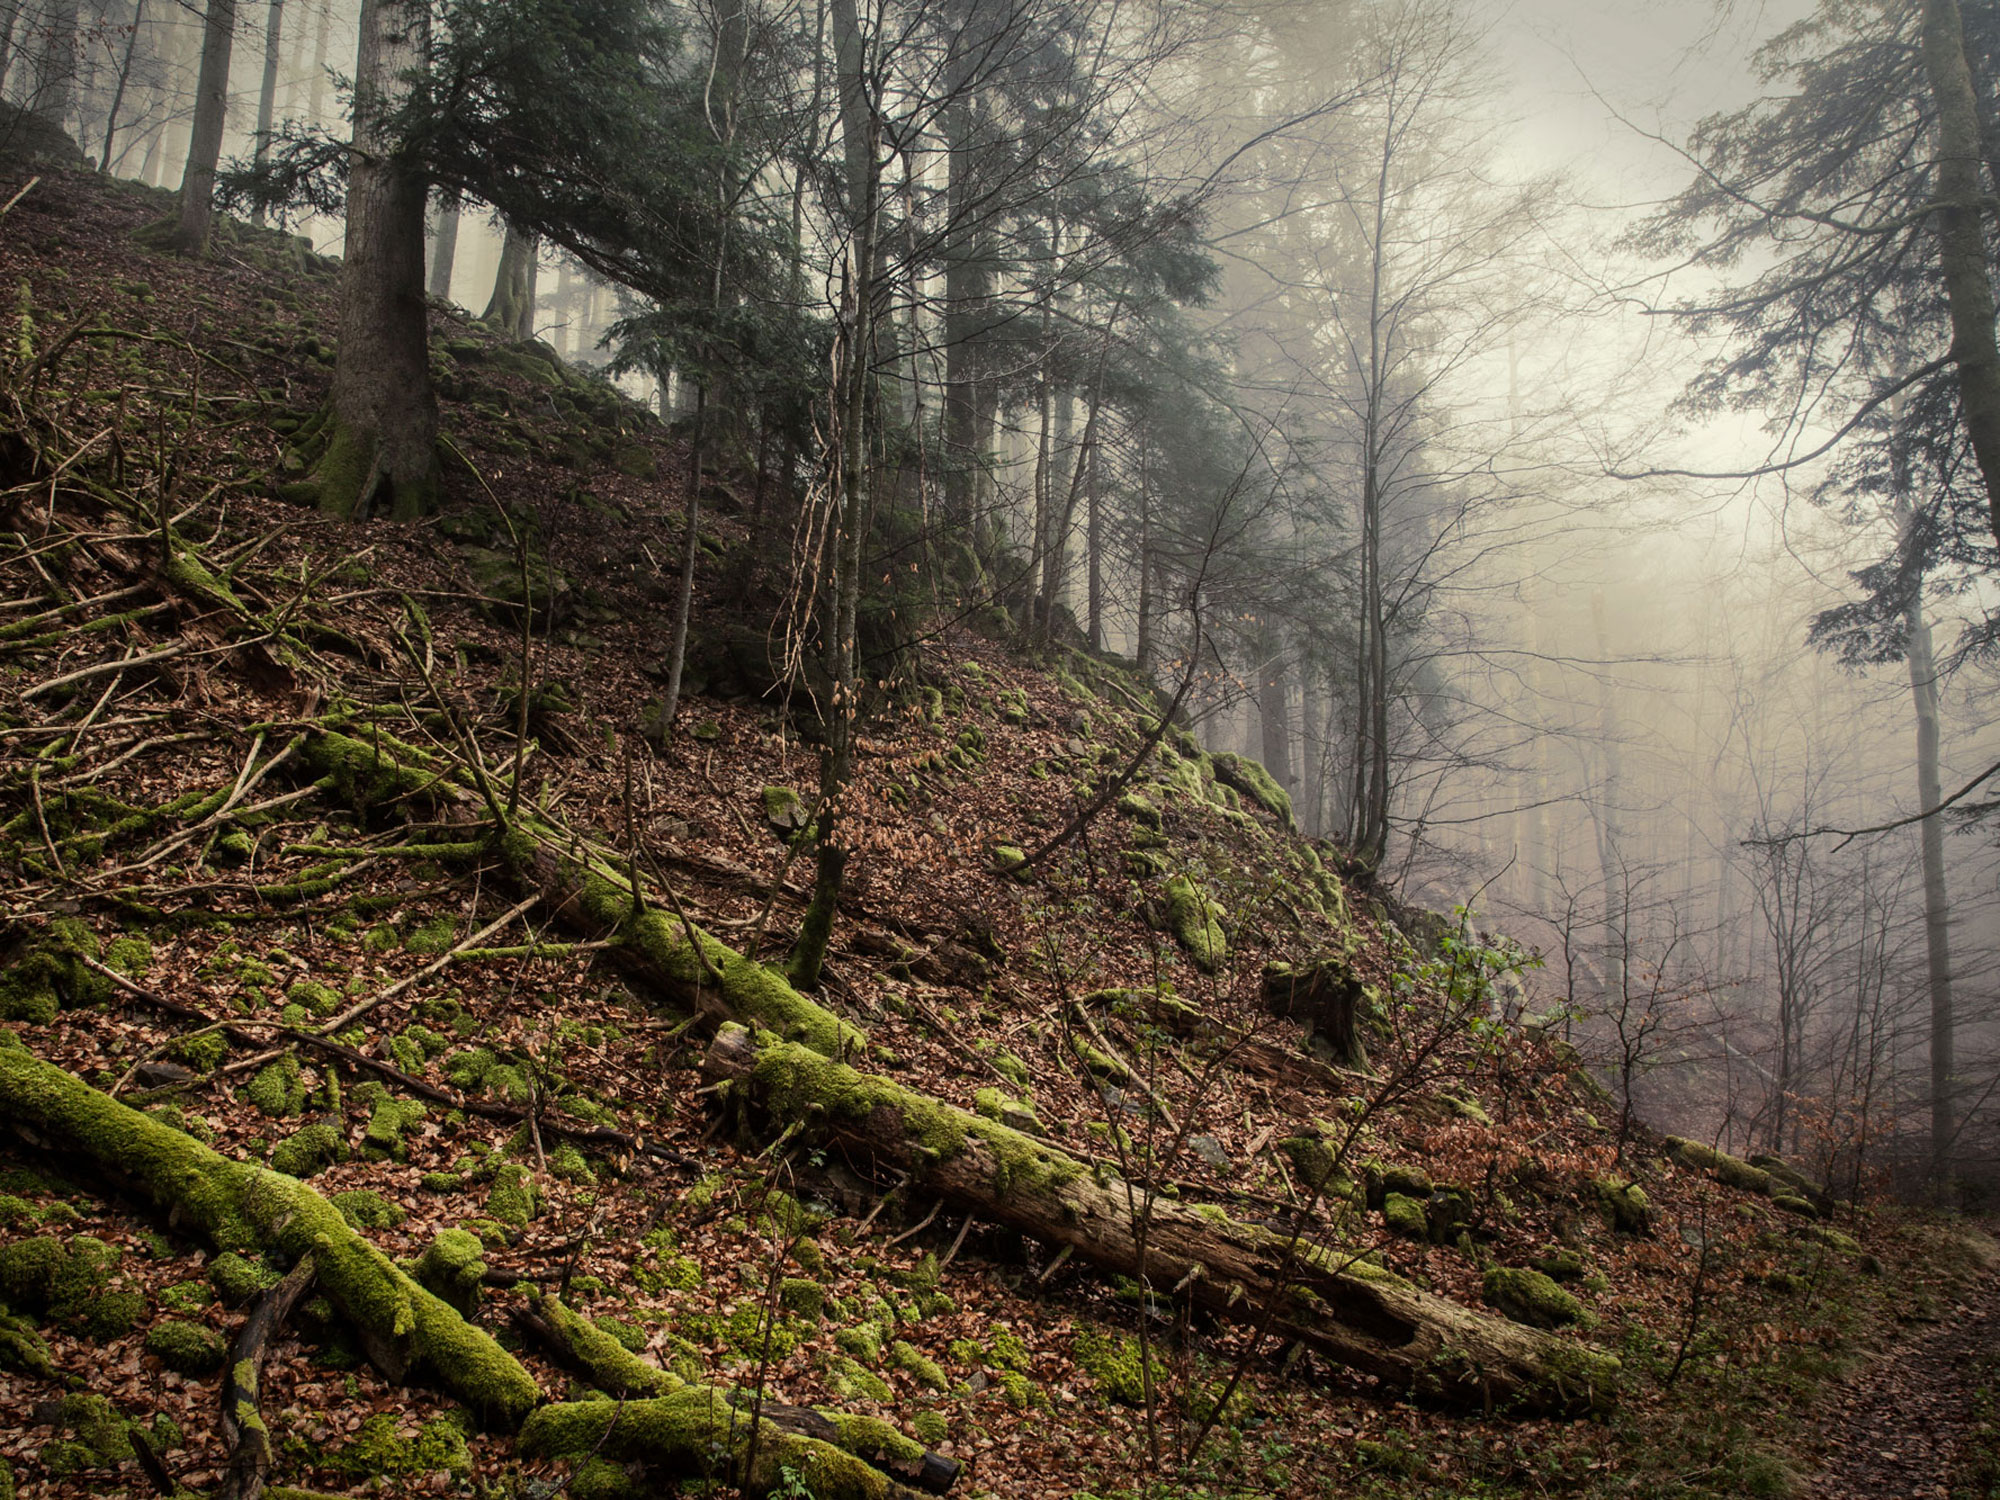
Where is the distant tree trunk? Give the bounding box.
[427,191,460,302]
[1085,424,1103,650]
[1135,471,1154,677]
[1922,0,2000,553]
[27,0,80,129]
[1258,629,1293,796]
[1906,590,1957,1188]
[483,226,538,339]
[167,0,235,254]
[317,0,438,521]
[307,0,330,123]
[97,0,145,173]
[250,0,283,226]
[0,0,22,99]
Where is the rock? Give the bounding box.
[1190,1135,1232,1171]
[1382,1192,1428,1239]
[1483,1268,1587,1330]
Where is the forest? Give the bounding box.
[0,0,1995,1495]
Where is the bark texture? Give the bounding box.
[321,0,439,520]
[1922,0,2000,551]
[704,1027,1616,1417]
[169,0,236,254]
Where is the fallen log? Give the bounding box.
[512,1290,959,1495]
[704,1025,1618,1418]
[219,1254,317,1500]
[0,1034,541,1426]
[517,1391,934,1500]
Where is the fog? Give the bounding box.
[9,0,1994,1199]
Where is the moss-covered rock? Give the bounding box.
[780,1277,826,1319]
[488,1162,540,1228]
[330,1189,406,1230]
[209,1252,281,1303]
[271,1122,347,1180]
[244,1054,307,1118]
[0,919,109,1024]
[1158,875,1228,973]
[1072,1328,1165,1405]
[1483,1268,1587,1330]
[1208,751,1294,828]
[1663,1137,1773,1196]
[146,1317,227,1374]
[413,1229,486,1317]
[1382,1192,1429,1239]
[1594,1178,1650,1235]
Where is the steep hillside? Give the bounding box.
[0,167,1989,1500]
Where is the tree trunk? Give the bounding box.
[96,0,145,174]
[307,0,330,124]
[1922,0,2000,553]
[1906,590,1957,1188]
[168,0,234,254]
[482,225,538,339]
[704,1026,1612,1418]
[26,0,79,128]
[250,0,283,227]
[791,0,879,992]
[427,191,460,302]
[1085,421,1103,650]
[318,0,439,520]
[1258,627,1294,797]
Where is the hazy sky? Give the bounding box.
[1489,0,1814,194]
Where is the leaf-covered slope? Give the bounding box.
[0,165,1969,1500]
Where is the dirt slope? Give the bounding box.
[0,165,1971,1500]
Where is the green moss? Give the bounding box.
[634,1253,703,1294]
[331,1189,407,1230]
[1594,1178,1650,1235]
[172,1029,229,1073]
[245,1054,306,1118]
[835,1322,883,1364]
[998,1369,1038,1409]
[271,1123,345,1180]
[1382,1192,1429,1238]
[489,1162,540,1228]
[0,1310,55,1376]
[1073,1328,1165,1405]
[286,979,343,1017]
[737,1029,1083,1198]
[1159,875,1229,973]
[159,1279,212,1314]
[522,1388,903,1499]
[828,1354,894,1402]
[313,1412,473,1479]
[413,1229,486,1317]
[210,1252,281,1303]
[1771,1193,1818,1219]
[404,915,460,955]
[50,1392,135,1466]
[1664,1137,1774,1196]
[780,1276,826,1319]
[989,844,1031,881]
[360,1093,426,1161]
[102,935,153,977]
[1116,791,1162,829]
[0,919,108,1023]
[1207,751,1294,828]
[147,1317,227,1374]
[1532,1248,1587,1283]
[1483,1267,1588,1329]
[887,1338,947,1391]
[549,1142,595,1182]
[81,1290,145,1339]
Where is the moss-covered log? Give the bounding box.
[220,1254,316,1500]
[0,1036,540,1426]
[299,727,864,1057]
[514,1291,959,1494]
[704,1026,1616,1418]
[517,1389,932,1500]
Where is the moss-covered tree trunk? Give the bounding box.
[481,225,538,340]
[167,0,235,254]
[317,0,440,521]
[704,1026,1615,1418]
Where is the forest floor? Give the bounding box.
[0,161,1992,1500]
[1805,1229,2000,1500]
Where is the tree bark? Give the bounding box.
[704,1026,1612,1417]
[168,0,235,254]
[1922,0,2000,553]
[319,0,439,520]
[26,0,80,128]
[427,191,461,302]
[482,225,539,340]
[250,0,284,228]
[218,1255,316,1500]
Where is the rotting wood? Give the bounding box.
[703,1025,1618,1418]
[219,1254,317,1500]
